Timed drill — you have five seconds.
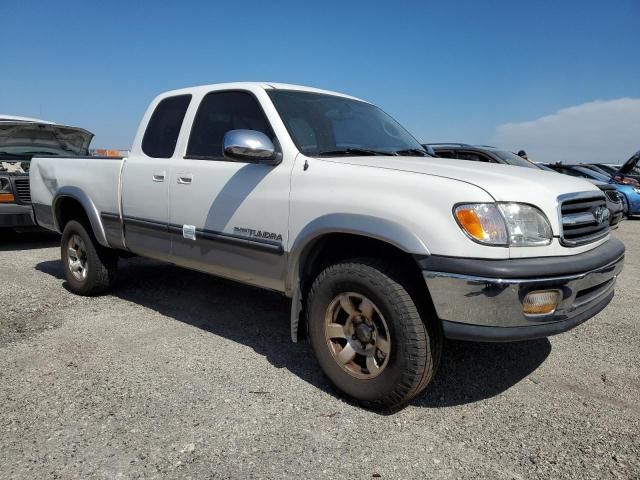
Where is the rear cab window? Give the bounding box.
[142,95,191,158]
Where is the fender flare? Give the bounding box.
[287,213,430,342]
[52,186,109,247]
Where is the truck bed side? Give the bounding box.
[30,155,126,248]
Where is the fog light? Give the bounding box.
[523,290,561,315]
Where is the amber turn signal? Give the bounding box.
[454,208,485,240]
[0,193,15,203]
[454,204,508,245]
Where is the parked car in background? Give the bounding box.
[426,144,623,225]
[424,143,539,169]
[590,164,621,176]
[0,115,93,230]
[545,163,640,218]
[583,163,620,177]
[581,163,640,187]
[616,150,640,184]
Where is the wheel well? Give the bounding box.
[296,233,432,340]
[55,196,90,231]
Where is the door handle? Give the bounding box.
[177,174,193,185]
[152,172,166,182]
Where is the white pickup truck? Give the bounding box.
[30,83,625,408]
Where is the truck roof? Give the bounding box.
[157,82,366,103]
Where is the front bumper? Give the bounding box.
[0,203,36,227]
[420,239,625,342]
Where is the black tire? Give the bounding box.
[61,220,117,295]
[306,258,442,409]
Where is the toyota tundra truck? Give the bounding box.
[29,83,625,408]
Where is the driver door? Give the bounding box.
[168,89,290,291]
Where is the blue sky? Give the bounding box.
[2,0,639,162]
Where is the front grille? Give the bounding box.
[13,178,31,204]
[560,195,610,246]
[604,190,621,203]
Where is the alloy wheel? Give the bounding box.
[67,234,88,281]
[324,292,391,379]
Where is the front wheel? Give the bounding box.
[61,220,117,295]
[306,258,441,409]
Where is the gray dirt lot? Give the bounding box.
[0,223,639,480]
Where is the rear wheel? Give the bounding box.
[306,258,441,409]
[61,220,117,295]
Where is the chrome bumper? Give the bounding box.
[423,251,624,342]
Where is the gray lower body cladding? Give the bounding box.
[419,239,625,341]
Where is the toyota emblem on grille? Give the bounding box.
[593,206,610,224]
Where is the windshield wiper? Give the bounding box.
[316,148,395,157]
[393,148,430,157]
[316,148,396,157]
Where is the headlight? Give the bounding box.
[633,187,640,195]
[0,177,15,203]
[454,203,552,247]
[497,203,552,246]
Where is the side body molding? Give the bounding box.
[286,213,430,342]
[53,186,110,247]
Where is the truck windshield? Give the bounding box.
[268,90,427,157]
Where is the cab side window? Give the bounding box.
[142,95,191,158]
[186,91,274,159]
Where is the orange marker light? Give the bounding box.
[455,208,485,241]
[0,193,15,203]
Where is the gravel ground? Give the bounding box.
[0,223,639,479]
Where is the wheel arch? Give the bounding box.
[287,214,432,342]
[53,187,109,247]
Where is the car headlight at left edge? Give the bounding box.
[0,177,15,203]
[454,202,552,247]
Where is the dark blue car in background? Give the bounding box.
[546,164,640,218]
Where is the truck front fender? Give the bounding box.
[286,213,430,342]
[53,186,109,247]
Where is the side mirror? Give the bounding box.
[223,129,280,164]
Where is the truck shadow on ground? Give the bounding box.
[0,229,59,251]
[36,257,550,411]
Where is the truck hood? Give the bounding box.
[324,155,601,228]
[0,121,94,156]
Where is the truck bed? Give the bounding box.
[30,155,125,246]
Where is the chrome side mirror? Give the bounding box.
[223,129,280,164]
